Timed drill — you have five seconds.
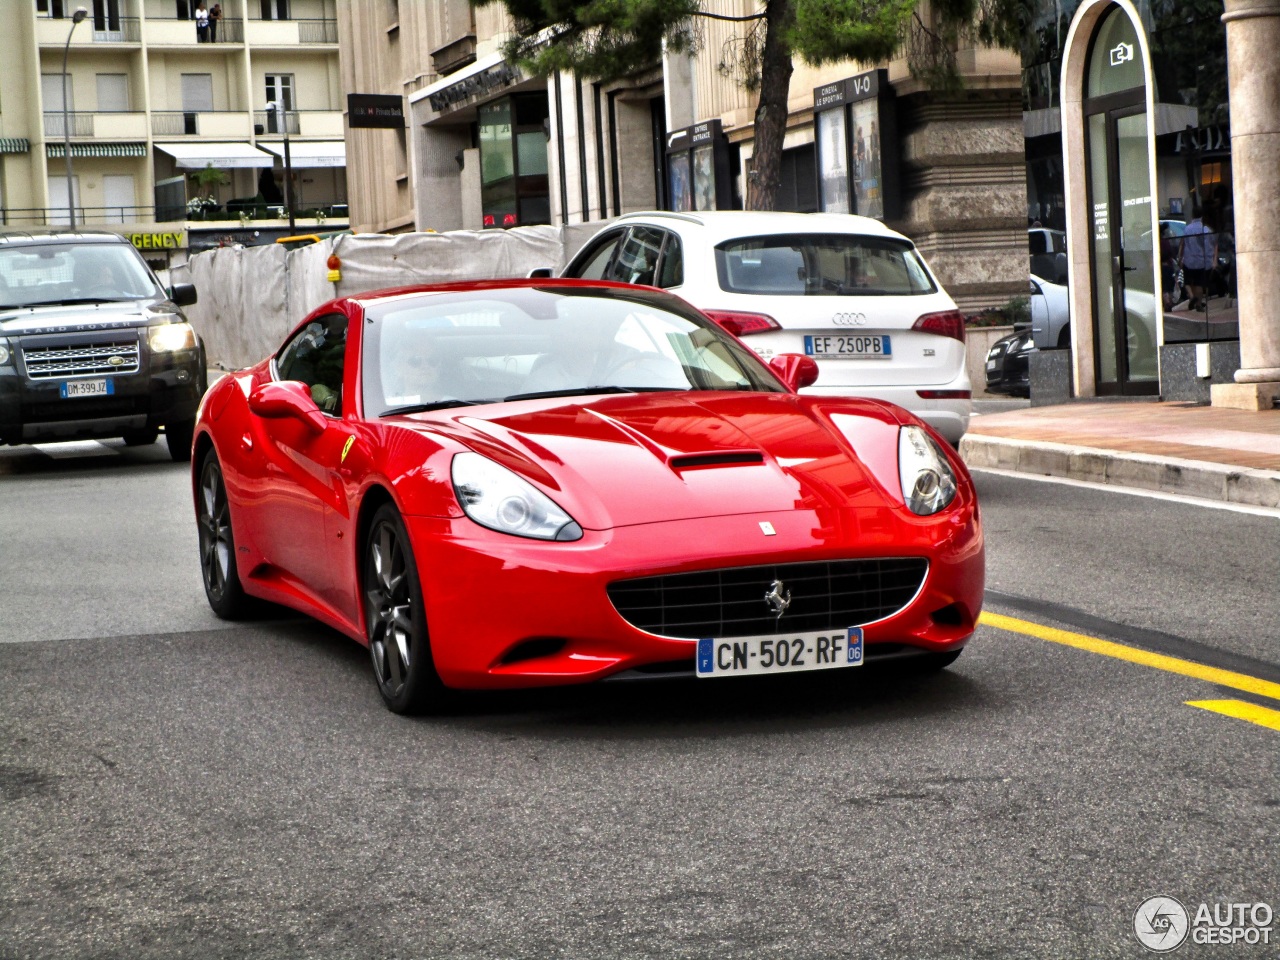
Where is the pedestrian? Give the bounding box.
[1178,204,1218,312]
[195,2,210,42]
[209,3,222,42]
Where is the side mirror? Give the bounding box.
[768,353,819,392]
[526,267,554,279]
[169,283,198,307]
[1013,321,1031,333]
[248,381,327,434]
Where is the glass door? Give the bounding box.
[1086,101,1158,395]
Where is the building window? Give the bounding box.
[265,74,294,132]
[259,0,290,20]
[478,93,549,228]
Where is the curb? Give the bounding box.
[959,435,1280,510]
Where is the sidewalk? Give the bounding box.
[959,400,1280,509]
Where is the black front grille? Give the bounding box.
[25,396,148,421]
[608,558,929,639]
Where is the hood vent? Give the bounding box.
[668,450,764,471]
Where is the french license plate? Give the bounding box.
[986,359,998,371]
[696,627,863,678]
[805,335,891,359]
[60,379,113,399]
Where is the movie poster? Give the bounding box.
[817,108,849,214]
[692,146,716,211]
[851,98,883,219]
[669,153,692,212]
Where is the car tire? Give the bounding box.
[196,449,257,620]
[122,427,159,446]
[166,418,196,462]
[1057,324,1071,350]
[364,504,455,714]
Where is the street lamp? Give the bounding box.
[62,7,89,228]
[267,100,295,234]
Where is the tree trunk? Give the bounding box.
[746,0,796,211]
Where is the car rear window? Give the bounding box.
[714,233,937,296]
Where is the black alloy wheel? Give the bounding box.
[364,504,450,714]
[196,449,254,619]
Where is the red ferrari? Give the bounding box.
[192,279,983,713]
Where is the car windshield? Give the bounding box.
[362,286,784,415]
[0,242,160,308]
[715,233,937,296]
[716,234,936,296]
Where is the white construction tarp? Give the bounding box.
[176,222,609,370]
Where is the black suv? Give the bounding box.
[0,231,205,461]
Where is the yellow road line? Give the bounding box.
[979,611,1280,703]
[1186,699,1280,732]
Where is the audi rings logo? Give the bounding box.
[832,312,867,326]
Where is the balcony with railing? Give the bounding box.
[144,17,245,45]
[44,112,150,139]
[245,18,338,45]
[151,111,253,138]
[36,16,141,45]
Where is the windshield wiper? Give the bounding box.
[501,386,684,403]
[17,297,131,307]
[380,398,492,416]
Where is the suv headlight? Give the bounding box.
[149,322,196,353]
[451,452,583,541]
[0,339,10,366]
[898,425,957,516]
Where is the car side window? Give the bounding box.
[657,232,683,288]
[276,313,348,415]
[607,226,665,286]
[566,231,624,279]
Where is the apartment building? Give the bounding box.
[337,1,1027,310]
[1,0,347,265]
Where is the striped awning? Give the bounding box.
[46,142,147,158]
[0,138,30,154]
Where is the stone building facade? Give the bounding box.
[337,0,1027,312]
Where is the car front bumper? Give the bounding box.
[406,501,984,690]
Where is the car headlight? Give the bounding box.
[0,339,9,366]
[1012,334,1036,354]
[149,322,196,353]
[451,451,583,541]
[898,425,957,516]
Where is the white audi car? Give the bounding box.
[558,212,971,443]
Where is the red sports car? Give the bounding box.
[192,279,983,713]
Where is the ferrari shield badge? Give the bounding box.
[341,435,355,463]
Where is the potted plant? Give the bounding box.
[187,163,229,220]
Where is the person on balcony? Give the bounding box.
[195,3,210,42]
[209,4,222,42]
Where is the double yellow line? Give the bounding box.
[980,611,1280,732]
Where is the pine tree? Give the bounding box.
[473,0,1024,210]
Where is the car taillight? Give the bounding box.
[912,310,966,343]
[916,390,972,399]
[701,310,781,337]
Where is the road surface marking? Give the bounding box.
[1185,699,1280,732]
[979,611,1280,702]
[971,467,1280,518]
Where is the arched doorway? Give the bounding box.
[1082,5,1159,395]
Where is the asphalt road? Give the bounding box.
[1,439,1277,959]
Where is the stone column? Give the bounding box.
[1213,0,1280,410]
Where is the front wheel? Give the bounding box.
[364,504,453,714]
[196,449,256,619]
